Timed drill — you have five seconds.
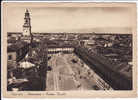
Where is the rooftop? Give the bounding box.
[7,41,29,52]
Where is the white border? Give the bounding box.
[1,0,138,99]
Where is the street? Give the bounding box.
[46,53,77,91]
[46,53,112,91]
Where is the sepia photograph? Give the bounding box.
[2,2,137,98]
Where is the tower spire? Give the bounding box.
[26,9,29,13]
[23,9,31,36]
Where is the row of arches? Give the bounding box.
[48,47,74,54]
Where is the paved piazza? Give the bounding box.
[46,53,111,91]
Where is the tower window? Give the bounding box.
[8,55,12,60]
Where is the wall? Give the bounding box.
[7,52,16,61]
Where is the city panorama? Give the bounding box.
[7,9,132,91]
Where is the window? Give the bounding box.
[8,55,12,60]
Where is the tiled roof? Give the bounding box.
[7,41,29,52]
[7,32,23,35]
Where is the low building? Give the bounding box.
[7,41,30,63]
[7,32,23,40]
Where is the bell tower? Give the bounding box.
[23,9,31,36]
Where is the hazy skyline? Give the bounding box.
[5,4,134,33]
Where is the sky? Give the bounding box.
[5,3,134,33]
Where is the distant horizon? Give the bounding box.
[7,31,132,34]
[7,27,132,34]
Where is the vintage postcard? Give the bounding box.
[1,2,137,98]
